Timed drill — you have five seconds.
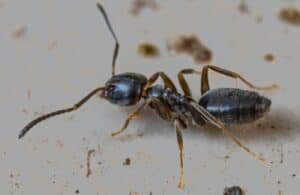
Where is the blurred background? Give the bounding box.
[1,0,300,194]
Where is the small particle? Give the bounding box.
[223,186,244,195]
[21,108,28,114]
[264,53,275,62]
[56,139,64,148]
[130,0,159,16]
[138,43,160,58]
[11,26,27,40]
[224,155,230,160]
[86,149,96,178]
[279,7,300,26]
[9,174,14,178]
[167,34,212,64]
[277,180,281,185]
[27,90,31,100]
[48,40,57,51]
[123,158,131,166]
[15,182,21,189]
[256,15,263,23]
[270,125,276,129]
[292,174,296,177]
[238,0,250,14]
[75,189,80,194]
[97,161,102,165]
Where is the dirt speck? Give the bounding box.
[86,149,96,178]
[138,43,160,58]
[130,0,159,16]
[224,155,230,160]
[11,26,27,40]
[264,53,275,62]
[75,189,80,194]
[292,173,296,177]
[279,7,300,26]
[21,108,28,115]
[167,34,212,64]
[56,140,64,148]
[27,89,31,100]
[123,158,131,166]
[223,186,244,195]
[238,0,250,14]
[48,40,58,50]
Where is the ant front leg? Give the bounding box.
[147,72,177,92]
[201,65,278,95]
[111,101,149,136]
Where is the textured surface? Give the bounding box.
[1,0,300,194]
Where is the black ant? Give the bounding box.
[19,3,278,189]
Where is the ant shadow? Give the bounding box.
[116,106,300,145]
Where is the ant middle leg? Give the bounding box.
[201,65,278,94]
[174,118,185,189]
[177,68,201,97]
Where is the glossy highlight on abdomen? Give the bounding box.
[198,88,271,124]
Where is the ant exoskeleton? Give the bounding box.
[18,3,278,189]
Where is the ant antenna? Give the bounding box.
[96,3,119,76]
[18,87,104,139]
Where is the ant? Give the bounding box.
[18,3,278,189]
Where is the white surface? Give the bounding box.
[1,0,300,194]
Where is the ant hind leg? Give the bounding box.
[201,65,278,94]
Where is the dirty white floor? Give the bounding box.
[1,0,300,194]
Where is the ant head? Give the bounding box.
[100,73,148,106]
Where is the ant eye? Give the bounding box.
[107,85,116,92]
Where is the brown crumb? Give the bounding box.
[167,34,212,64]
[223,186,244,195]
[11,26,27,40]
[279,7,300,26]
[86,149,96,178]
[123,158,131,166]
[130,0,159,16]
[264,53,274,62]
[138,43,160,58]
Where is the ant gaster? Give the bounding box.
[19,3,278,189]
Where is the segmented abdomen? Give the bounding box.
[198,88,271,124]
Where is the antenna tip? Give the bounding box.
[18,129,26,139]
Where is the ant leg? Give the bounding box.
[201,65,278,94]
[147,72,177,92]
[177,68,201,97]
[174,119,185,189]
[96,3,119,76]
[149,98,172,121]
[111,101,148,136]
[189,101,267,163]
[19,87,105,139]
